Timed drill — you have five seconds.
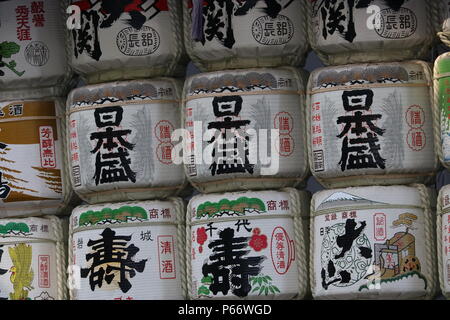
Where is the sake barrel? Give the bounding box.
[183,0,308,71]
[187,188,309,300]
[0,0,72,100]
[68,199,185,300]
[438,1,450,46]
[67,79,186,204]
[0,97,77,217]
[307,0,438,66]
[307,61,437,189]
[311,185,437,300]
[68,0,185,84]
[434,53,450,169]
[437,184,450,299]
[0,216,67,300]
[183,67,309,194]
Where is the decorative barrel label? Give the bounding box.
[189,190,305,299]
[184,68,307,184]
[0,100,64,207]
[312,186,431,299]
[0,0,67,88]
[68,80,184,195]
[187,0,307,61]
[436,54,450,164]
[0,217,59,300]
[70,200,183,300]
[310,0,429,49]
[70,0,178,69]
[309,62,435,181]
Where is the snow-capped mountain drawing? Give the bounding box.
[316,192,387,211]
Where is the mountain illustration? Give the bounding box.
[316,192,387,211]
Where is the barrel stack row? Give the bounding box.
[0,0,449,301]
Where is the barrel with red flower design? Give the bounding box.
[188,189,309,300]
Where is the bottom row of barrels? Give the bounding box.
[0,184,447,300]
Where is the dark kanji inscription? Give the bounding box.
[207,96,254,176]
[202,228,265,297]
[90,106,136,185]
[80,228,147,293]
[337,89,386,171]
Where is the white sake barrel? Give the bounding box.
[187,188,309,300]
[183,67,309,194]
[0,97,77,217]
[434,53,450,169]
[311,185,437,300]
[0,216,67,300]
[184,0,308,71]
[437,185,450,299]
[67,79,186,204]
[0,0,72,100]
[438,1,450,46]
[307,0,438,66]
[68,0,185,84]
[307,61,437,188]
[69,199,185,300]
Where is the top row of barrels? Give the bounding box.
[0,0,447,98]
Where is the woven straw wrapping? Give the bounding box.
[183,0,309,72]
[306,60,438,189]
[182,67,310,194]
[437,184,450,299]
[307,0,439,66]
[68,0,185,84]
[0,216,67,300]
[68,198,186,300]
[186,188,309,300]
[66,79,187,204]
[310,184,437,300]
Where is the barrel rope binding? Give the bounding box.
[186,199,193,299]
[437,187,448,299]
[172,197,187,299]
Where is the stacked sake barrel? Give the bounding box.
[65,0,188,300]
[0,0,76,300]
[307,0,440,299]
[183,0,311,300]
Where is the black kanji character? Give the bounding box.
[80,228,147,293]
[202,228,265,297]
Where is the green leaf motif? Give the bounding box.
[196,197,266,219]
[79,206,149,226]
[0,222,30,235]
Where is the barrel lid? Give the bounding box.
[312,185,426,215]
[70,200,181,232]
[185,67,303,98]
[309,61,431,92]
[0,216,59,243]
[67,79,181,109]
[189,189,308,224]
[435,52,450,75]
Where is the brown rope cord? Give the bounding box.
[0,116,61,123]
[309,82,430,95]
[184,89,304,103]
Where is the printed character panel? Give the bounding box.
[70,0,182,77]
[313,191,430,299]
[0,241,58,300]
[0,0,67,89]
[187,0,307,67]
[0,101,65,209]
[185,71,307,185]
[310,0,431,56]
[72,224,182,300]
[189,189,307,300]
[191,219,298,299]
[310,68,435,182]
[69,96,183,194]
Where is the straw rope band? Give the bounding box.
[434,72,450,80]
[72,220,180,234]
[437,187,448,299]
[0,116,62,124]
[0,238,56,245]
[309,82,430,95]
[314,172,436,184]
[184,89,304,102]
[75,184,185,198]
[68,99,179,115]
